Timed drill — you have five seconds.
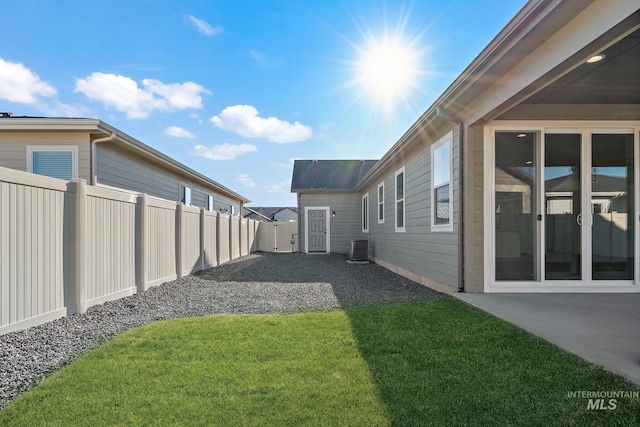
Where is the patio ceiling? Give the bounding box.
[523,28,640,105]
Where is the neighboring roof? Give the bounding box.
[243,207,273,221]
[245,207,297,217]
[0,116,250,203]
[291,160,378,192]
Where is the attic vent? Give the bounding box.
[360,160,366,164]
[0,112,13,118]
[312,160,319,164]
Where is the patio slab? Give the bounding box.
[453,293,640,386]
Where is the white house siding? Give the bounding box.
[297,193,362,254]
[363,126,460,292]
[96,144,240,213]
[0,132,91,181]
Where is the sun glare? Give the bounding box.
[359,38,417,102]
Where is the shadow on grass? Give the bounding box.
[343,298,640,426]
[203,253,640,424]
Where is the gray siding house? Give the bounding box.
[292,0,640,294]
[0,116,249,212]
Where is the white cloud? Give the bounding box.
[187,15,223,36]
[263,180,291,194]
[0,58,57,104]
[74,72,210,119]
[236,174,256,188]
[192,143,257,160]
[165,126,195,139]
[210,105,312,144]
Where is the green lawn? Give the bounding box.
[1,297,638,426]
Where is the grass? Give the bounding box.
[1,297,639,426]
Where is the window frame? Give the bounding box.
[26,145,79,180]
[377,182,385,224]
[395,167,405,232]
[180,185,192,206]
[206,195,214,211]
[431,132,454,232]
[362,192,369,233]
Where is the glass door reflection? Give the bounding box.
[545,134,581,280]
[591,134,634,280]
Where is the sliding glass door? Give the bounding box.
[494,127,636,285]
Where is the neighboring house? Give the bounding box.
[243,207,273,222]
[244,207,299,222]
[0,116,249,211]
[292,0,640,294]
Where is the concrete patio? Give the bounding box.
[454,293,640,386]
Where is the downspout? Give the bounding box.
[436,107,465,292]
[91,132,116,185]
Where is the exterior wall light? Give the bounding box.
[332,210,337,219]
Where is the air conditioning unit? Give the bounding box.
[349,239,368,261]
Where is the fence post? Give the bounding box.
[138,194,148,292]
[200,207,205,272]
[73,178,87,314]
[229,214,233,260]
[177,203,183,278]
[216,212,221,266]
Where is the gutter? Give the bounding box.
[436,107,465,293]
[91,132,117,185]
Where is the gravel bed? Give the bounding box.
[0,252,440,408]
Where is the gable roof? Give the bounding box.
[291,160,378,192]
[244,206,297,220]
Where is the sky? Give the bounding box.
[0,0,527,207]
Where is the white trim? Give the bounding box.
[484,120,640,293]
[26,145,79,180]
[377,181,385,224]
[395,166,405,232]
[362,192,369,232]
[430,131,454,232]
[180,185,192,206]
[304,206,331,253]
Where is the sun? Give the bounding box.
[358,37,418,104]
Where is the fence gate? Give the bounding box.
[254,222,298,252]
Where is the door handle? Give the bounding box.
[576,213,582,226]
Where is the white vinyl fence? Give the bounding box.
[0,167,263,335]
[254,222,299,253]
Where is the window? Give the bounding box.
[206,195,214,211]
[27,145,78,180]
[362,193,369,232]
[180,185,191,206]
[431,133,453,231]
[395,167,405,232]
[377,182,384,224]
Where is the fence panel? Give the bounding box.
[231,216,240,259]
[240,218,249,256]
[180,205,202,276]
[253,221,299,252]
[218,214,230,264]
[203,210,218,269]
[0,170,68,334]
[86,186,137,307]
[146,197,178,288]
